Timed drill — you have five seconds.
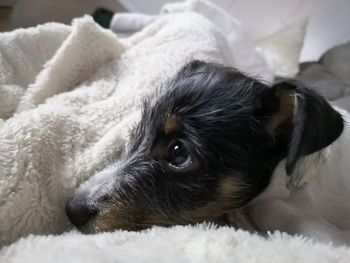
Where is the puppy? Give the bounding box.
[66,61,350,244]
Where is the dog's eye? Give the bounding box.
[167,140,192,169]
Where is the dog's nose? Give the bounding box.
[65,193,97,227]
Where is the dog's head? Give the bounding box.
[66,61,343,233]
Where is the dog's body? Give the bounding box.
[66,61,349,245]
[249,110,350,244]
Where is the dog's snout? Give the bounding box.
[65,193,97,227]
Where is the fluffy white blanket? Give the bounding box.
[0,7,349,263]
[2,225,350,263]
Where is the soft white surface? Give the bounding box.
[119,0,350,62]
[1,224,350,263]
[0,12,272,246]
[111,0,307,78]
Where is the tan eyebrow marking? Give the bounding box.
[164,115,182,135]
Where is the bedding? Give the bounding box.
[1,2,349,262]
[2,225,350,263]
[110,0,307,79]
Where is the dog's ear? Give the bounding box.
[261,81,344,175]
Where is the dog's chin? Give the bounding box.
[77,224,95,234]
[76,213,240,235]
[77,217,172,234]
[76,223,138,234]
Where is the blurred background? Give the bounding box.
[0,0,350,62]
